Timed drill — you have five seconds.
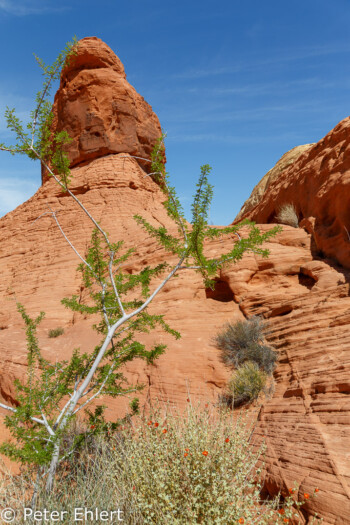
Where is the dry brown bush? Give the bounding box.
[276,203,299,227]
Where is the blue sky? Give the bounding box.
[0,0,349,224]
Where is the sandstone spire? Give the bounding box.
[44,37,162,182]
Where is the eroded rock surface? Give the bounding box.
[236,143,314,221]
[0,38,350,523]
[45,37,162,181]
[236,117,350,270]
[220,228,350,523]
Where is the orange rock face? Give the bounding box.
[221,230,350,523]
[0,38,350,523]
[236,117,350,270]
[46,37,162,181]
[235,143,314,221]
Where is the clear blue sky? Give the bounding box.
[0,0,349,224]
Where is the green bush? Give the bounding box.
[215,317,277,373]
[48,327,64,338]
[276,203,299,228]
[228,361,267,407]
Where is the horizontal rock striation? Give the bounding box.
[220,227,350,523]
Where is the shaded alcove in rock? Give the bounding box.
[268,304,294,318]
[298,272,316,290]
[266,206,304,226]
[205,278,234,302]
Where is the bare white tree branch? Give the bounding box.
[108,251,125,317]
[47,206,96,276]
[73,364,117,415]
[0,403,47,427]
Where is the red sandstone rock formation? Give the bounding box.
[235,143,314,221]
[220,229,350,523]
[236,117,350,269]
[45,37,162,181]
[0,38,350,523]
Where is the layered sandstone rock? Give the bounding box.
[0,36,235,442]
[219,229,350,523]
[236,144,314,221]
[0,38,350,523]
[0,153,234,411]
[45,37,162,181]
[235,117,350,270]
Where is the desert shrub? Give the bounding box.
[215,316,277,373]
[276,203,299,228]
[244,341,278,374]
[227,361,267,407]
[48,327,64,338]
[113,403,302,524]
[0,403,321,525]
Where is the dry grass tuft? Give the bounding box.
[48,327,64,338]
[276,203,299,228]
[215,317,277,374]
